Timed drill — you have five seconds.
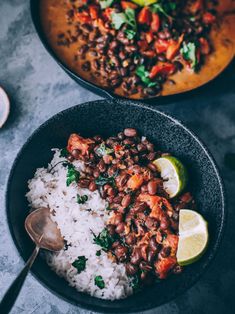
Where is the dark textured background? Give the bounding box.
[0,1,234,313]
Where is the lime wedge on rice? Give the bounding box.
[153,156,188,198]
[177,209,208,266]
[132,0,157,6]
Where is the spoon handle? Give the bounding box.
[0,246,40,314]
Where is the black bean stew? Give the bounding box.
[63,128,196,288]
[40,0,220,99]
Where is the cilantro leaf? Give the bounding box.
[59,148,69,158]
[94,275,105,289]
[96,143,114,157]
[92,228,115,250]
[77,194,88,204]
[95,172,118,187]
[111,8,137,39]
[135,65,158,87]
[96,250,102,256]
[180,42,198,71]
[72,256,88,274]
[151,1,176,18]
[66,164,80,186]
[99,0,114,9]
[111,12,127,29]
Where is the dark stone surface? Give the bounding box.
[0,1,234,313]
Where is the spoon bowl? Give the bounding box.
[25,207,64,251]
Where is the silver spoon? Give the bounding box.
[0,207,64,314]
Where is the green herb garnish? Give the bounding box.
[66,164,80,186]
[95,275,105,289]
[111,8,137,39]
[151,1,176,18]
[180,42,198,71]
[129,273,141,292]
[92,228,115,250]
[96,250,102,256]
[99,0,114,9]
[96,143,114,157]
[77,194,88,204]
[60,148,69,158]
[136,65,158,87]
[95,172,118,187]
[72,256,88,274]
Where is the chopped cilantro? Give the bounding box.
[96,143,114,157]
[136,65,158,87]
[95,172,118,187]
[99,0,114,9]
[180,42,198,71]
[129,273,141,292]
[77,194,88,204]
[96,250,101,256]
[151,1,176,18]
[111,8,137,39]
[92,228,115,250]
[94,275,105,289]
[72,256,88,274]
[59,148,69,158]
[66,164,80,186]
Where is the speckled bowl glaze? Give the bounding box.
[6,100,226,313]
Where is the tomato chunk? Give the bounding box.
[155,257,177,279]
[67,134,94,156]
[149,63,176,79]
[89,5,99,19]
[127,174,144,190]
[138,7,152,25]
[203,12,216,24]
[151,13,160,33]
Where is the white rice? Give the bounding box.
[26,149,133,300]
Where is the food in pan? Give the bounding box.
[40,0,234,98]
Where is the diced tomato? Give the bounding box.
[149,63,176,79]
[121,1,138,10]
[151,13,160,33]
[155,257,177,279]
[154,39,169,54]
[114,144,123,152]
[166,34,184,60]
[127,174,144,190]
[74,13,91,23]
[89,5,99,19]
[145,31,154,44]
[191,0,203,14]
[199,37,210,55]
[103,8,114,20]
[67,134,94,156]
[138,7,152,26]
[203,12,216,24]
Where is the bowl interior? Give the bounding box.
[6,100,225,313]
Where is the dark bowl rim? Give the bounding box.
[5,100,227,313]
[29,0,234,104]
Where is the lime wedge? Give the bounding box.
[132,0,157,6]
[177,209,208,266]
[153,156,188,198]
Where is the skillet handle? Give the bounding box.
[0,246,40,314]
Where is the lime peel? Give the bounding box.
[177,209,209,266]
[153,156,188,198]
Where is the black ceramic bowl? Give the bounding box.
[6,100,225,313]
